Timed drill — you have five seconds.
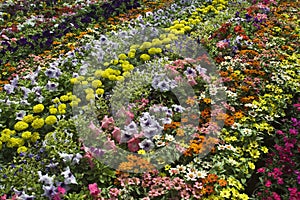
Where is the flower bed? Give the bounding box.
[0,0,299,199]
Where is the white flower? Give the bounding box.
[195,170,207,179]
[37,171,54,185]
[155,140,166,147]
[176,165,187,173]
[61,166,77,185]
[165,134,175,142]
[186,171,198,181]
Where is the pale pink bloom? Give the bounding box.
[216,41,228,49]
[101,115,114,129]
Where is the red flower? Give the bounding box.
[234,25,244,33]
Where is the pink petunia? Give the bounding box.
[88,183,101,197]
[127,138,141,152]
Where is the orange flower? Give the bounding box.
[204,185,215,195]
[203,98,211,104]
[218,179,227,187]
[176,128,185,137]
[224,115,235,126]
[234,111,244,119]
[206,174,218,183]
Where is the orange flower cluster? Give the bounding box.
[118,154,155,173]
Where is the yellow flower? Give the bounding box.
[53,97,60,104]
[140,54,151,61]
[32,118,45,129]
[140,42,152,50]
[0,133,10,142]
[60,95,69,102]
[128,51,135,58]
[33,104,45,113]
[45,115,57,125]
[14,121,29,131]
[70,78,80,84]
[148,47,157,55]
[96,88,105,95]
[21,131,32,140]
[17,146,28,154]
[248,162,255,170]
[250,149,260,159]
[31,132,40,143]
[261,146,268,153]
[58,104,67,114]
[137,149,146,155]
[238,193,249,200]
[220,189,231,198]
[118,53,127,60]
[49,107,58,115]
[0,141,2,150]
[164,164,171,171]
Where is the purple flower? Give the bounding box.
[46,81,59,91]
[139,139,154,151]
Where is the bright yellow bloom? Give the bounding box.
[60,95,69,102]
[49,107,58,115]
[96,88,105,95]
[17,146,28,154]
[140,54,151,61]
[14,121,29,131]
[31,132,40,143]
[45,115,57,125]
[137,149,146,155]
[32,118,45,129]
[118,53,127,60]
[21,131,32,140]
[248,162,255,170]
[33,104,44,113]
[220,189,231,198]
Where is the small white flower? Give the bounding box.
[186,171,198,181]
[165,134,175,142]
[195,170,207,179]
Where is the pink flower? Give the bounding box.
[88,183,101,197]
[265,180,272,187]
[276,130,284,135]
[257,168,265,173]
[101,116,114,129]
[1,194,7,200]
[216,40,229,49]
[109,188,120,197]
[127,138,140,152]
[112,127,121,143]
[84,151,95,168]
[57,186,66,194]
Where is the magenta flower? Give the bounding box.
[88,183,101,197]
[265,180,272,187]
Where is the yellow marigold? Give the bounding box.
[0,133,10,142]
[14,121,29,131]
[17,146,28,154]
[49,107,58,115]
[22,115,34,123]
[91,80,102,88]
[31,132,40,143]
[60,95,69,102]
[32,118,45,129]
[33,104,44,113]
[45,115,57,125]
[118,53,127,60]
[96,88,104,95]
[21,131,32,140]
[140,54,151,61]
